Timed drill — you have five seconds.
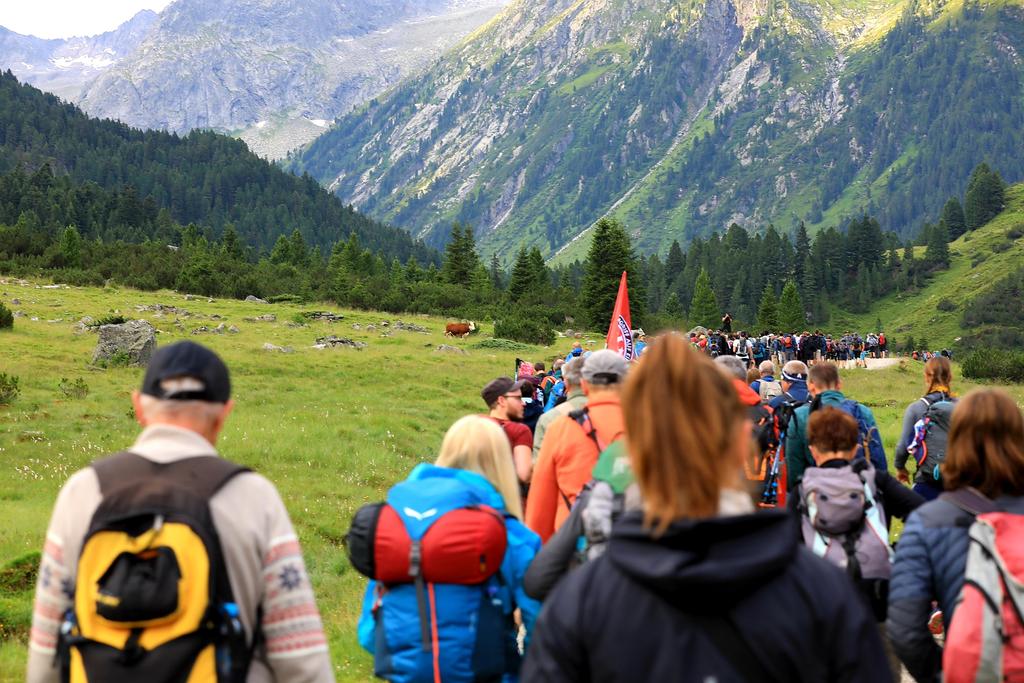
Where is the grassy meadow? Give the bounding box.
[2,276,1024,681]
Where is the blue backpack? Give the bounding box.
[810,396,888,472]
[347,465,522,683]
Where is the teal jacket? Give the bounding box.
[785,389,882,490]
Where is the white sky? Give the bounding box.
[0,0,174,40]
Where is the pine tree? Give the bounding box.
[964,163,1006,231]
[663,291,684,320]
[925,219,950,268]
[940,197,967,240]
[665,240,685,285]
[756,284,780,332]
[489,253,505,291]
[689,268,720,329]
[508,247,534,303]
[442,222,479,287]
[793,221,810,286]
[59,225,82,268]
[778,280,805,331]
[581,218,635,329]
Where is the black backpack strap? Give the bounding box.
[160,456,251,500]
[569,407,602,452]
[92,451,159,496]
[91,451,250,500]
[940,488,998,517]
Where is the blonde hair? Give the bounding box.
[435,415,524,520]
[622,334,746,534]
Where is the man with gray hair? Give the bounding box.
[532,358,586,462]
[527,350,628,543]
[28,341,334,683]
[714,354,748,382]
[750,360,782,402]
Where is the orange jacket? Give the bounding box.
[526,393,625,543]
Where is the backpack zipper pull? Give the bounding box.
[153,514,164,532]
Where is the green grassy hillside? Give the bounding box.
[835,184,1024,347]
[2,275,1024,680]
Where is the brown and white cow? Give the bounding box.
[444,321,477,338]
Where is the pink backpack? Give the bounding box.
[943,490,1024,682]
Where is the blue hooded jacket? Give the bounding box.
[357,464,541,682]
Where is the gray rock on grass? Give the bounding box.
[92,320,156,366]
[436,344,466,354]
[245,295,269,304]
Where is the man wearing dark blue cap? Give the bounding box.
[28,341,335,683]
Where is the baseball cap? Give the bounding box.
[141,341,231,402]
[481,376,526,407]
[582,349,629,385]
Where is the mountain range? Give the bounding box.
[1,0,508,159]
[291,0,1024,262]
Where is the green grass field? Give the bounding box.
[1,275,1023,681]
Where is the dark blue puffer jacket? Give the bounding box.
[887,494,1024,683]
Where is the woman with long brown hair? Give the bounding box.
[522,334,888,682]
[894,356,957,500]
[889,389,1024,682]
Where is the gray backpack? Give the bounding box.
[759,380,783,403]
[798,461,893,581]
[908,394,956,482]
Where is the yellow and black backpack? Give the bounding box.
[57,452,252,683]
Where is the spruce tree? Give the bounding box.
[581,218,635,329]
[793,221,810,286]
[964,163,1006,231]
[940,197,967,240]
[508,247,534,303]
[489,253,505,291]
[925,220,951,268]
[689,268,720,329]
[778,280,805,331]
[663,291,684,320]
[442,222,479,287]
[756,284,780,332]
[665,240,685,284]
[59,225,82,268]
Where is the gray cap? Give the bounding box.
[582,349,629,385]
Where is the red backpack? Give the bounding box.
[943,490,1024,682]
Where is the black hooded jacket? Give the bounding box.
[522,509,889,682]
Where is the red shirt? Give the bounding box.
[489,417,533,450]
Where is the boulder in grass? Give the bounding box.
[436,344,467,355]
[92,320,156,366]
[245,295,269,304]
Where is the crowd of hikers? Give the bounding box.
[25,334,1024,682]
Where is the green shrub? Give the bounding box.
[0,551,39,642]
[0,372,19,404]
[1007,226,1024,240]
[0,301,12,330]
[268,294,305,304]
[95,351,133,368]
[961,349,1024,382]
[58,377,89,399]
[992,240,1012,254]
[494,313,555,346]
[936,298,957,312]
[971,253,987,268]
[88,314,129,329]
[471,338,534,352]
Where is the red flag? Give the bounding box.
[605,271,634,360]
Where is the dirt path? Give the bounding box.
[865,358,902,370]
